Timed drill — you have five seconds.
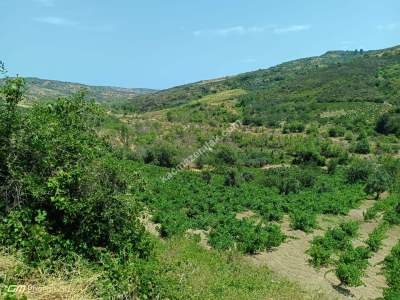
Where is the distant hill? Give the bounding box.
[2,77,156,103]
[128,45,400,113]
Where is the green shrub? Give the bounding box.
[335,246,371,287]
[308,221,359,268]
[265,166,318,195]
[144,143,178,167]
[346,159,373,183]
[328,126,345,137]
[308,241,334,267]
[154,213,187,238]
[208,218,285,254]
[335,262,364,287]
[352,138,371,154]
[0,82,157,298]
[340,221,359,238]
[376,111,400,136]
[289,210,317,232]
[365,168,391,199]
[383,242,400,299]
[327,159,339,174]
[384,204,400,225]
[366,222,389,252]
[224,169,241,187]
[215,145,238,165]
[292,146,325,166]
[320,142,346,159]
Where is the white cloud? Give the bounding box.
[377,24,398,31]
[33,17,115,33]
[194,25,272,37]
[33,0,55,7]
[217,26,246,36]
[194,24,310,37]
[273,25,310,34]
[34,16,78,27]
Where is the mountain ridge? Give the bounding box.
[127,44,400,113]
[0,77,157,103]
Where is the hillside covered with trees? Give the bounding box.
[1,45,400,299]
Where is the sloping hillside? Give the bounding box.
[129,46,400,113]
[2,77,156,103]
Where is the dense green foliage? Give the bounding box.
[366,221,389,252]
[0,77,155,104]
[308,221,359,268]
[0,79,160,298]
[376,110,400,136]
[2,45,400,298]
[335,245,371,287]
[383,242,400,299]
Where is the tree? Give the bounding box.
[365,168,391,199]
[376,112,400,136]
[224,169,240,187]
[215,145,237,165]
[0,61,5,74]
[0,75,26,210]
[328,126,345,137]
[346,160,373,183]
[292,145,325,166]
[0,88,152,261]
[353,138,370,154]
[144,143,177,167]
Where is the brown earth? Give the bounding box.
[245,199,388,300]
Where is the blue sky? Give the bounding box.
[1,0,399,89]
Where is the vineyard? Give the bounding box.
[1,45,400,299]
[104,46,400,299]
[130,149,400,299]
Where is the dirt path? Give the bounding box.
[246,218,345,299]
[246,200,378,300]
[350,225,400,300]
[352,218,382,248]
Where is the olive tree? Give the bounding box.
[365,168,391,199]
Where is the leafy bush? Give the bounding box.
[208,217,285,254]
[308,221,359,268]
[289,210,317,232]
[340,221,359,238]
[328,126,345,137]
[320,142,346,159]
[346,159,373,183]
[365,168,391,199]
[352,138,371,154]
[366,221,389,252]
[308,240,334,267]
[335,246,371,287]
[224,168,241,187]
[144,143,178,167]
[0,80,162,298]
[154,212,187,238]
[384,203,400,225]
[265,166,317,195]
[215,145,238,165]
[382,242,400,299]
[292,145,325,166]
[327,159,339,174]
[2,94,152,260]
[376,111,400,136]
